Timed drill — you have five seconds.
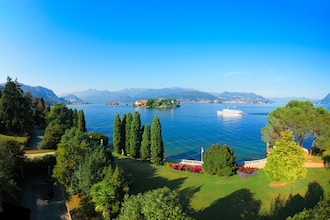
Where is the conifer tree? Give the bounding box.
[125,112,132,155]
[141,124,151,160]
[150,116,164,164]
[77,110,87,132]
[113,114,122,154]
[130,111,141,158]
[120,114,127,154]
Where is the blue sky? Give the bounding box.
[0,1,329,99]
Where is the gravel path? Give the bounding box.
[20,130,71,220]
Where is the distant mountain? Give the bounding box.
[118,87,192,99]
[0,83,62,103]
[67,89,133,103]
[61,94,85,104]
[213,91,272,104]
[269,97,317,104]
[167,90,221,103]
[320,93,330,104]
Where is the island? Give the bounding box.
[133,98,180,108]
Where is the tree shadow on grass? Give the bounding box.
[196,188,261,220]
[115,158,187,194]
[261,181,324,220]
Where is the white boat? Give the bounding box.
[217,108,243,116]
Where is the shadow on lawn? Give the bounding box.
[116,158,188,194]
[260,181,324,220]
[196,188,261,220]
[195,182,324,220]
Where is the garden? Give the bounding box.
[115,153,330,220]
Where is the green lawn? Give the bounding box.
[0,133,28,143]
[115,155,330,220]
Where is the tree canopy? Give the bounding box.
[0,77,33,135]
[117,187,191,220]
[264,130,306,183]
[261,100,330,156]
[202,143,237,177]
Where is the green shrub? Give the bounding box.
[202,143,237,177]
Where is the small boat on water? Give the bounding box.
[217,108,243,116]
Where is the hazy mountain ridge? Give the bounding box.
[320,93,330,104]
[1,82,328,105]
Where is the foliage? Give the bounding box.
[113,113,122,154]
[90,180,117,220]
[264,130,306,183]
[52,128,92,190]
[0,139,25,203]
[70,145,112,195]
[117,187,191,220]
[202,143,237,176]
[262,100,330,154]
[287,192,330,220]
[0,77,33,135]
[129,111,141,158]
[77,110,87,132]
[145,98,180,108]
[88,131,109,146]
[236,166,258,178]
[141,124,151,160]
[150,116,164,165]
[39,123,64,149]
[124,113,132,155]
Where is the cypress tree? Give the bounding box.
[125,112,133,155]
[77,110,87,132]
[113,114,122,154]
[150,116,164,165]
[141,124,151,160]
[130,111,141,158]
[120,114,127,154]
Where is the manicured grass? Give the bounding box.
[115,155,330,219]
[0,133,28,143]
[24,149,55,154]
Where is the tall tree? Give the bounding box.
[264,130,306,183]
[125,112,132,155]
[77,109,87,132]
[113,114,122,154]
[0,77,33,134]
[120,114,126,154]
[150,116,164,165]
[130,111,141,158]
[141,124,151,160]
[202,143,237,177]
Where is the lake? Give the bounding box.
[70,103,330,164]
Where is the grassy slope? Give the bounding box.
[115,155,330,219]
[0,133,28,143]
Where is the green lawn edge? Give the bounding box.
[114,154,330,219]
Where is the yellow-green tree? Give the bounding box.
[264,130,306,183]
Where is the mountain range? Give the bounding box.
[1,83,329,105]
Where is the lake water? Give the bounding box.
[70,103,330,164]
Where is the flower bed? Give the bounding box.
[171,163,203,174]
[236,166,258,178]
